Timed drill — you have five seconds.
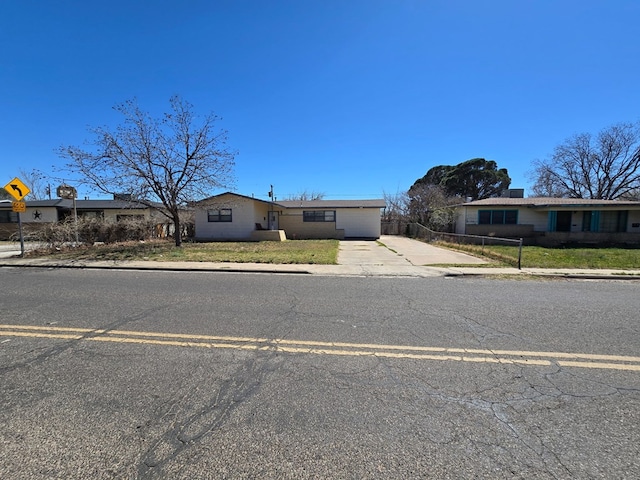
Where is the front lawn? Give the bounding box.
[434,242,640,269]
[26,239,340,265]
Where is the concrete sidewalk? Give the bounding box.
[1,238,639,279]
[377,236,640,279]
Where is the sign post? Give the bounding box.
[3,177,31,257]
[16,210,25,257]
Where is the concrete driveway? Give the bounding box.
[0,241,40,259]
[338,236,488,267]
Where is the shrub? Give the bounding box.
[36,217,158,247]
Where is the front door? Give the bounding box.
[269,210,279,230]
[556,211,572,232]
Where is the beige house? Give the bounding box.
[456,197,640,246]
[194,192,386,241]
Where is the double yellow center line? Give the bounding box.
[1,324,639,372]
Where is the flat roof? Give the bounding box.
[195,192,386,209]
[462,197,640,208]
[277,199,386,209]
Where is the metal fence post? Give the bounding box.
[518,238,523,270]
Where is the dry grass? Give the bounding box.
[27,239,340,265]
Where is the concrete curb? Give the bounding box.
[0,256,316,274]
[433,269,640,280]
[2,258,640,280]
[0,261,312,275]
[0,260,438,278]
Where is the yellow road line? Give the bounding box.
[1,324,639,372]
[0,331,84,340]
[0,324,98,334]
[558,360,640,371]
[3,323,639,363]
[89,335,269,351]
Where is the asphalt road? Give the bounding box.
[1,268,639,479]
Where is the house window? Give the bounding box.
[478,210,517,225]
[79,211,103,219]
[117,214,145,222]
[582,211,628,233]
[600,211,628,233]
[0,210,18,223]
[207,208,232,222]
[303,210,335,222]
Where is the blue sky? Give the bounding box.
[1,0,639,201]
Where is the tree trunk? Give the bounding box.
[173,216,182,247]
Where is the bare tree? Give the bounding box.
[283,190,325,201]
[531,122,640,199]
[380,190,410,234]
[18,169,53,200]
[59,96,236,246]
[620,188,640,201]
[407,183,458,231]
[382,190,409,222]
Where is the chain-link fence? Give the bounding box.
[406,223,524,269]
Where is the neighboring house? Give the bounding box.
[456,197,640,246]
[0,197,160,240]
[193,192,386,241]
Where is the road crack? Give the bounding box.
[136,351,277,479]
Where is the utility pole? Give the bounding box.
[268,185,274,230]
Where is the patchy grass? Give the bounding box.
[27,239,340,265]
[434,241,640,269]
[377,240,397,254]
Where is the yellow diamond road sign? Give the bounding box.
[4,177,30,201]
